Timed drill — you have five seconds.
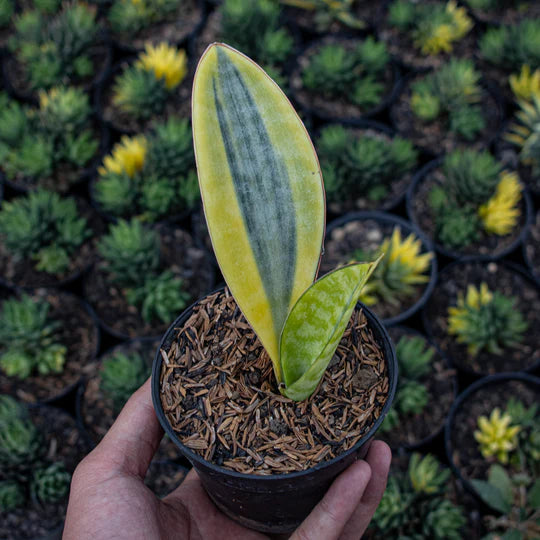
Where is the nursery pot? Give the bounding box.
[152,290,398,534]
[444,372,540,501]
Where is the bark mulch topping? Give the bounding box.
[159,289,389,475]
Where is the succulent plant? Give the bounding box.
[33,0,61,13]
[0,395,25,424]
[316,125,418,204]
[509,65,540,102]
[302,37,390,109]
[279,0,366,31]
[0,417,43,474]
[108,0,181,36]
[372,453,465,539]
[350,227,431,308]
[220,0,293,77]
[9,3,99,90]
[505,398,540,473]
[0,295,66,379]
[480,19,540,72]
[0,88,99,186]
[388,0,472,56]
[31,462,71,504]
[507,96,540,178]
[475,408,521,464]
[0,189,91,276]
[410,59,485,140]
[96,119,199,222]
[0,480,25,511]
[100,352,148,413]
[381,335,434,433]
[428,150,522,249]
[112,43,188,121]
[447,282,528,356]
[0,0,13,27]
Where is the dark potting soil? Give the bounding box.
[0,197,104,289]
[4,44,110,101]
[450,380,538,482]
[377,1,477,71]
[424,261,540,375]
[290,37,396,121]
[525,212,540,282]
[0,405,89,540]
[101,63,192,133]
[159,289,390,475]
[0,289,100,403]
[283,0,378,34]
[320,219,432,321]
[81,340,179,461]
[391,79,500,155]
[382,327,456,449]
[410,165,528,257]
[85,226,214,338]
[4,123,104,194]
[322,127,414,214]
[145,461,188,499]
[109,0,202,52]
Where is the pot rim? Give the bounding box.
[325,210,438,326]
[152,287,398,481]
[406,157,533,261]
[444,371,540,499]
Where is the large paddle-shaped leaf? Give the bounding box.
[280,260,380,401]
[192,43,325,381]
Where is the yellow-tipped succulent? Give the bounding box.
[98,135,147,178]
[474,408,520,464]
[415,1,473,56]
[136,42,188,90]
[478,172,522,236]
[509,65,540,103]
[357,228,432,307]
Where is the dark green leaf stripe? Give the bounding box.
[213,47,297,336]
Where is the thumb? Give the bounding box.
[291,459,372,540]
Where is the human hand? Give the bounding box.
[63,379,391,540]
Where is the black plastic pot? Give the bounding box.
[314,119,416,217]
[289,35,403,125]
[422,258,540,379]
[389,74,505,157]
[385,325,457,452]
[0,288,101,405]
[444,372,540,502]
[324,211,437,327]
[406,158,533,261]
[151,289,397,534]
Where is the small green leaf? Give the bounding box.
[471,479,512,514]
[488,465,514,507]
[279,259,380,401]
[528,478,540,509]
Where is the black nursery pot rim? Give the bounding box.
[421,258,540,377]
[386,325,458,451]
[325,210,437,327]
[444,372,540,500]
[290,35,403,124]
[152,288,398,482]
[406,158,533,261]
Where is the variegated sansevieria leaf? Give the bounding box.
[280,259,381,401]
[192,43,325,382]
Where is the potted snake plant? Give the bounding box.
[152,43,397,533]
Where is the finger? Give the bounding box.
[91,378,164,478]
[291,459,372,540]
[340,440,392,540]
